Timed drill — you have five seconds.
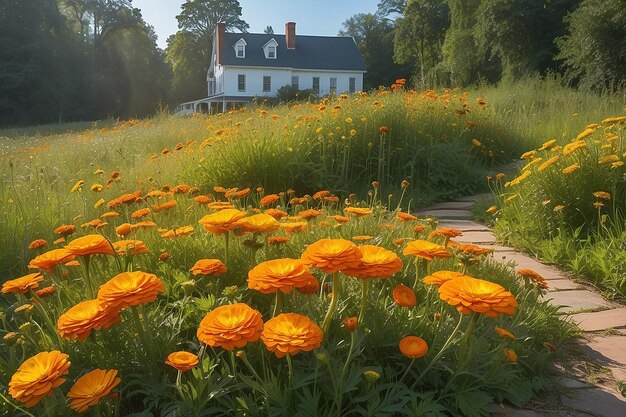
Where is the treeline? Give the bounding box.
[343,0,626,91]
[0,0,170,126]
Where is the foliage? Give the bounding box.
[557,0,626,91]
[490,115,626,297]
[340,13,413,89]
[275,85,317,103]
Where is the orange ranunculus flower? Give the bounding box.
[268,236,290,245]
[504,348,517,363]
[132,220,157,229]
[397,211,418,222]
[260,194,280,207]
[261,313,323,358]
[297,209,322,220]
[351,235,373,242]
[264,208,288,220]
[107,193,137,208]
[301,239,363,273]
[457,244,494,256]
[234,213,280,234]
[517,268,549,290]
[194,195,212,204]
[35,285,56,297]
[197,303,263,350]
[312,190,330,200]
[100,211,120,219]
[165,351,199,372]
[28,239,47,250]
[280,221,308,233]
[115,223,132,238]
[2,273,44,294]
[8,350,71,407]
[423,270,468,287]
[65,234,115,256]
[392,284,416,307]
[190,259,227,276]
[80,219,108,229]
[399,336,428,359]
[57,299,121,341]
[438,276,518,318]
[342,245,403,279]
[54,224,76,236]
[112,240,149,256]
[344,207,372,217]
[67,369,121,413]
[151,200,177,212]
[296,275,320,294]
[428,228,463,239]
[495,326,515,340]
[28,248,75,273]
[131,208,150,219]
[199,209,246,236]
[343,316,358,331]
[413,224,428,233]
[248,258,315,294]
[328,215,349,223]
[97,271,164,310]
[403,240,450,261]
[160,226,194,239]
[207,201,234,210]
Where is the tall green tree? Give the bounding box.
[441,0,482,86]
[557,0,626,91]
[376,0,408,16]
[339,13,412,89]
[166,0,248,103]
[393,0,449,87]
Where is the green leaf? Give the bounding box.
[455,390,493,417]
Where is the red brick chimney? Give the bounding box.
[285,22,296,49]
[216,22,226,65]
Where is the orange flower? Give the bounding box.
[413,224,428,233]
[296,275,320,295]
[280,221,308,233]
[301,239,363,273]
[392,284,416,307]
[112,240,149,256]
[97,271,164,310]
[107,193,137,208]
[8,350,71,407]
[165,352,199,372]
[28,248,75,273]
[312,190,331,200]
[423,270,467,287]
[2,273,44,294]
[35,285,57,297]
[438,276,517,318]
[197,303,264,350]
[428,228,463,239]
[151,200,177,212]
[403,240,450,261]
[342,245,403,279]
[65,234,115,256]
[115,223,132,237]
[190,259,227,276]
[57,299,121,341]
[260,194,280,206]
[132,220,157,229]
[80,218,108,229]
[67,369,121,413]
[328,215,349,223]
[194,195,212,204]
[343,317,358,331]
[248,258,315,294]
[199,209,247,236]
[207,201,234,210]
[100,211,120,219]
[131,208,150,219]
[28,239,47,250]
[397,212,417,222]
[399,336,428,359]
[457,244,494,256]
[344,207,372,217]
[54,224,76,236]
[264,208,288,220]
[351,235,373,242]
[504,348,517,363]
[268,236,290,245]
[298,209,322,220]
[517,269,549,290]
[160,226,195,239]
[495,326,515,340]
[233,213,280,234]
[158,252,171,261]
[261,313,323,358]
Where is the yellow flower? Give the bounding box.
[71,180,85,193]
[599,154,619,165]
[537,156,559,171]
[495,326,515,340]
[67,369,121,413]
[593,191,611,200]
[562,163,581,174]
[562,140,586,156]
[575,127,595,141]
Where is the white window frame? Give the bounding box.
[349,77,356,93]
[292,75,299,90]
[238,74,246,92]
[268,45,276,59]
[263,76,271,92]
[312,77,320,94]
[234,39,247,58]
[329,77,337,94]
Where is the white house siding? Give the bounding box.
[222,66,364,98]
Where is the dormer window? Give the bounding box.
[263,38,278,59]
[234,38,247,58]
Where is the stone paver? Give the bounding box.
[546,290,611,313]
[586,336,626,381]
[439,219,491,231]
[573,309,626,332]
[560,388,626,417]
[548,280,583,291]
[456,230,497,244]
[559,378,591,389]
[417,208,473,218]
[492,253,566,280]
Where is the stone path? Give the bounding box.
[418,195,626,417]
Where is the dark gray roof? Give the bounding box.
[221,33,366,71]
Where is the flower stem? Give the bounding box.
[130,307,151,359]
[458,312,479,364]
[358,280,370,325]
[229,350,237,378]
[322,273,340,334]
[286,354,294,385]
[224,233,230,265]
[272,291,283,317]
[397,358,416,385]
[83,255,94,297]
[0,391,36,417]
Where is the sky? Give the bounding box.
[133,0,381,49]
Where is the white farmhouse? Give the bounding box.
[175,22,366,115]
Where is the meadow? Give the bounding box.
[0,79,623,416]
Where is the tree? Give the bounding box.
[264,25,274,34]
[557,0,626,91]
[166,0,248,103]
[475,0,579,80]
[376,0,407,16]
[393,0,449,87]
[340,13,412,89]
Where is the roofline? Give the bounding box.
[222,64,366,73]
